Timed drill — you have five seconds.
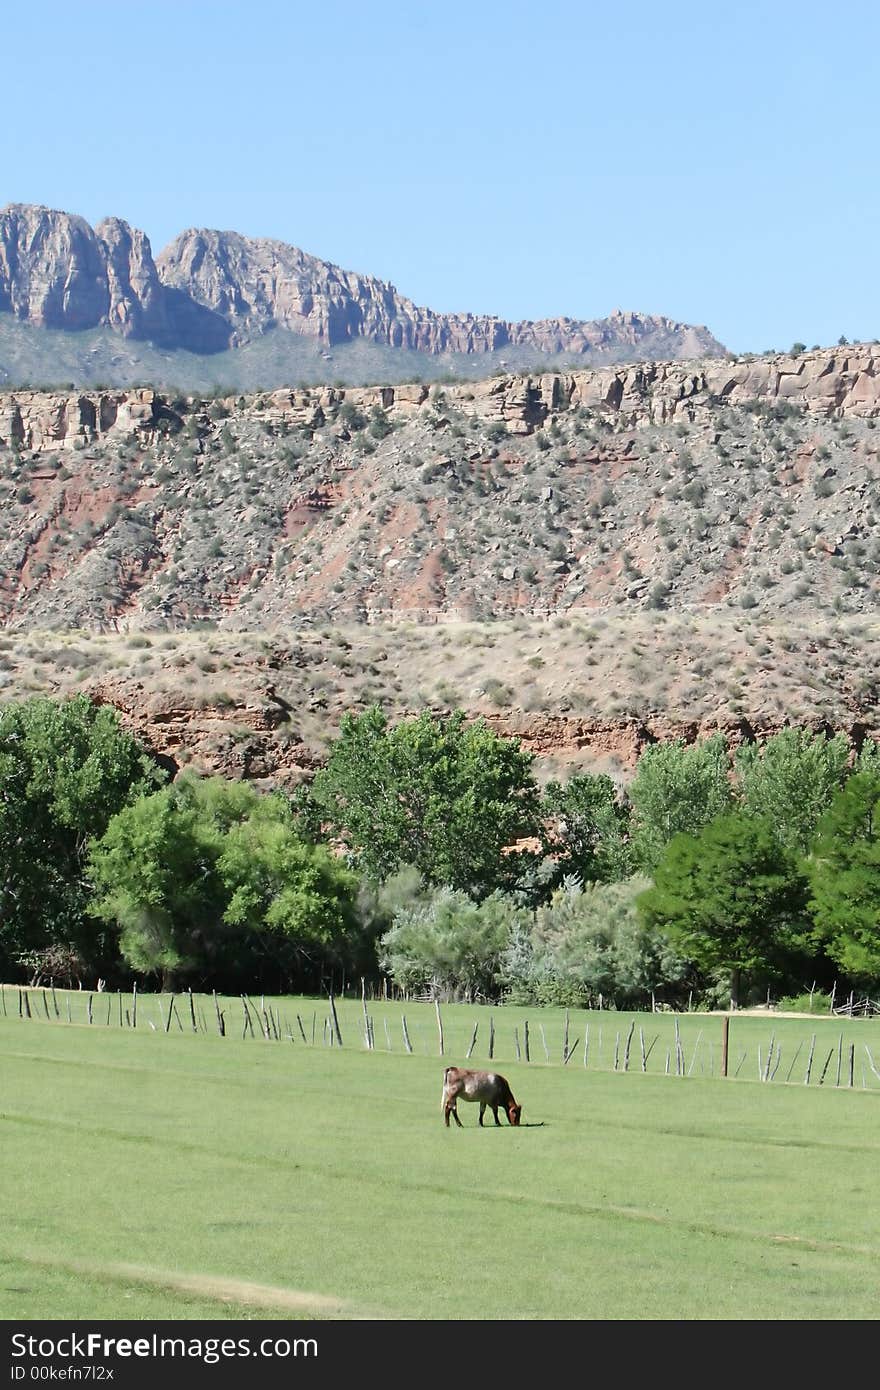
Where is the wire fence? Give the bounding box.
[4,982,880,1093]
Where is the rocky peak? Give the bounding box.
[0,202,729,368]
[0,204,109,330]
[156,226,728,360]
[95,217,169,342]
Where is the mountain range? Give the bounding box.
[0,204,727,388]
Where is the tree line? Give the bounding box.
[2,695,879,1008]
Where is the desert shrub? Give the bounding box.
[500,877,692,1009]
[379,886,526,1001]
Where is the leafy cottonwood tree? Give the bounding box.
[310,705,541,896]
[628,734,733,872]
[807,772,880,982]
[87,777,230,982]
[218,795,362,977]
[540,773,632,886]
[0,694,162,978]
[637,812,809,1006]
[89,775,360,988]
[734,728,852,854]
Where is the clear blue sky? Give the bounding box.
[5,0,879,354]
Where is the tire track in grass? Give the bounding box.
[4,1109,880,1265]
[11,1251,365,1317]
[592,1116,880,1155]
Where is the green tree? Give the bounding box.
[0,695,162,979]
[628,734,733,871]
[310,706,541,895]
[807,772,880,981]
[637,812,809,1006]
[87,777,231,983]
[540,773,632,886]
[852,738,880,777]
[734,728,851,853]
[89,775,361,989]
[218,795,362,976]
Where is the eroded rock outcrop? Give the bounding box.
[0,205,109,330]
[156,228,726,358]
[0,203,726,363]
[0,205,228,353]
[95,217,171,343]
[1,344,877,457]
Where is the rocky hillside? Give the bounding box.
[0,204,726,384]
[1,342,879,629]
[2,342,880,784]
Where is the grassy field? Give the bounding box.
[2,993,879,1321]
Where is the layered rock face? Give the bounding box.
[0,203,727,362]
[0,205,109,330]
[0,205,229,352]
[156,227,725,358]
[2,344,877,458]
[95,217,170,342]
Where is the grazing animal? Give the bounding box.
[441,1066,522,1128]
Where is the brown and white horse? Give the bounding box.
[441,1066,522,1127]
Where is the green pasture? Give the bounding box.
[2,991,879,1321]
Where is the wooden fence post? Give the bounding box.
[328,993,343,1047]
[623,1021,634,1072]
[804,1034,817,1084]
[762,1033,776,1082]
[721,1015,729,1078]
[784,1041,803,1083]
[687,1030,703,1077]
